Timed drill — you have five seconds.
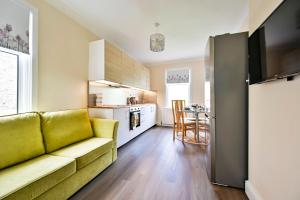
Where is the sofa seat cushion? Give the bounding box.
[51,138,113,170]
[0,155,76,200]
[0,113,45,170]
[40,109,94,153]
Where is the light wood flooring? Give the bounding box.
[70,127,248,200]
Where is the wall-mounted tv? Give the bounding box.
[249,0,300,84]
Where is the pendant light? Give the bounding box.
[150,22,165,52]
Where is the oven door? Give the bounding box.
[130,111,140,130]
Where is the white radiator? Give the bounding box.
[161,107,173,126]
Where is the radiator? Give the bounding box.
[161,107,173,126]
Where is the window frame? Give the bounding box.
[165,68,192,108]
[0,0,38,115]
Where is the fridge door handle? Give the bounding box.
[205,113,216,119]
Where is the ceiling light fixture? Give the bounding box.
[150,22,165,52]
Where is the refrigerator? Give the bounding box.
[204,32,248,188]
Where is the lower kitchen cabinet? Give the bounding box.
[88,104,156,148]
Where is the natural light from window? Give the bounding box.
[165,68,191,107]
[166,83,190,107]
[0,51,18,116]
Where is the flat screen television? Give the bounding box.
[249,0,300,84]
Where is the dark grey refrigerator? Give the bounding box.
[204,32,248,189]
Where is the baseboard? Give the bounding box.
[157,123,172,127]
[245,180,264,200]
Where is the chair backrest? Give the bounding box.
[171,100,186,126]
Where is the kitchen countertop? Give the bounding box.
[89,103,156,109]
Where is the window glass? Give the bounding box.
[0,50,18,115]
[166,83,190,107]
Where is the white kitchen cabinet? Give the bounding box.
[113,108,131,147]
[140,106,147,132]
[130,105,156,135]
[139,104,156,133]
[148,104,157,127]
[88,104,156,148]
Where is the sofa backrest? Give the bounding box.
[40,109,94,153]
[0,113,45,170]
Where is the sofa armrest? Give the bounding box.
[90,118,119,162]
[90,118,119,141]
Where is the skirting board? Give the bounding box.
[245,180,264,200]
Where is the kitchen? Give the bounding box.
[88,39,158,148]
[0,0,298,199]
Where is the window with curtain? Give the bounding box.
[165,69,191,107]
[0,0,34,116]
[0,51,18,115]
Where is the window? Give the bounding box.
[204,81,210,109]
[0,51,18,115]
[0,47,32,116]
[166,83,190,107]
[0,0,37,116]
[165,69,191,107]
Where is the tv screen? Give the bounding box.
[249,0,300,84]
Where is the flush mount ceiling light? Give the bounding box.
[150,22,165,52]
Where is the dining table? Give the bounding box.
[183,106,208,145]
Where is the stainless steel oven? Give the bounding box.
[129,107,141,130]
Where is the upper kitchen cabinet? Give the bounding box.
[89,40,151,90]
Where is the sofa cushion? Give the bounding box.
[51,137,113,170]
[0,155,76,200]
[0,113,45,170]
[40,109,94,153]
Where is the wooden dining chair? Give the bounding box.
[171,100,197,141]
[187,113,209,144]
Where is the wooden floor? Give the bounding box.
[70,127,248,200]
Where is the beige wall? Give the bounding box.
[27,0,98,111]
[248,0,300,199]
[148,58,205,124]
[239,15,249,32]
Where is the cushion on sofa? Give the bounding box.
[40,109,94,153]
[0,113,45,170]
[51,138,113,170]
[0,155,76,200]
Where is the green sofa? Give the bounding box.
[0,109,119,200]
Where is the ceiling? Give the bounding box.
[46,0,248,64]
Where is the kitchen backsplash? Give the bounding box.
[88,83,157,106]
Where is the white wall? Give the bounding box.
[148,58,205,124]
[247,0,300,200]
